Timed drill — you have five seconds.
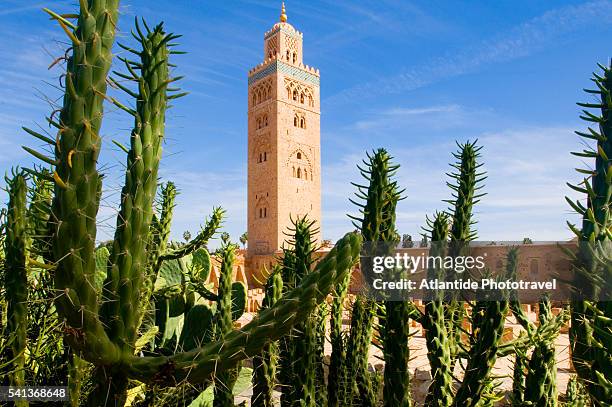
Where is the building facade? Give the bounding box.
[247,4,322,260]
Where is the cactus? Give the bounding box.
[213,242,240,407]
[451,296,508,406]
[343,148,403,407]
[566,375,590,407]
[278,247,296,407]
[142,181,177,317]
[566,60,612,406]
[277,216,320,407]
[445,140,485,369]
[340,296,377,406]
[252,268,283,407]
[523,297,558,407]
[507,247,567,407]
[327,267,350,407]
[3,172,28,401]
[511,344,527,406]
[422,212,454,407]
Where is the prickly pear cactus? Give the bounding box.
[192,247,212,282]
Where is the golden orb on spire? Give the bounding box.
[280,2,287,23]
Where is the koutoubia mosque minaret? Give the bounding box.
[247,3,322,258]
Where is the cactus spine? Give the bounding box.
[252,268,283,407]
[567,60,612,406]
[3,172,28,403]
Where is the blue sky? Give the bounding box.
[1,0,610,246]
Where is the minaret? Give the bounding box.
[247,3,321,257]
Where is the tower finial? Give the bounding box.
[280,2,287,23]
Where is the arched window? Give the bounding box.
[264,208,267,217]
[304,170,308,180]
[264,152,267,161]
[287,88,292,99]
[297,152,302,159]
[293,90,298,101]
[300,118,305,128]
[292,166,296,177]
[294,116,298,127]
[252,94,257,106]
[264,115,268,126]
[300,93,304,104]
[259,208,263,218]
[258,153,262,163]
[286,50,290,60]
[308,95,313,107]
[297,168,302,178]
[268,51,273,59]
[293,52,297,63]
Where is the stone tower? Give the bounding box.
[247,3,321,258]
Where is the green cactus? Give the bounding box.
[327,268,350,407]
[314,301,328,406]
[213,242,240,407]
[523,297,558,407]
[252,268,283,407]
[566,375,590,407]
[452,293,509,407]
[511,344,527,406]
[566,60,612,406]
[99,19,174,360]
[507,246,566,407]
[445,140,485,369]
[142,182,177,315]
[277,216,320,407]
[26,168,53,261]
[422,212,454,407]
[278,247,297,407]
[343,296,378,407]
[344,148,403,407]
[231,281,247,321]
[3,172,28,400]
[192,247,212,282]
